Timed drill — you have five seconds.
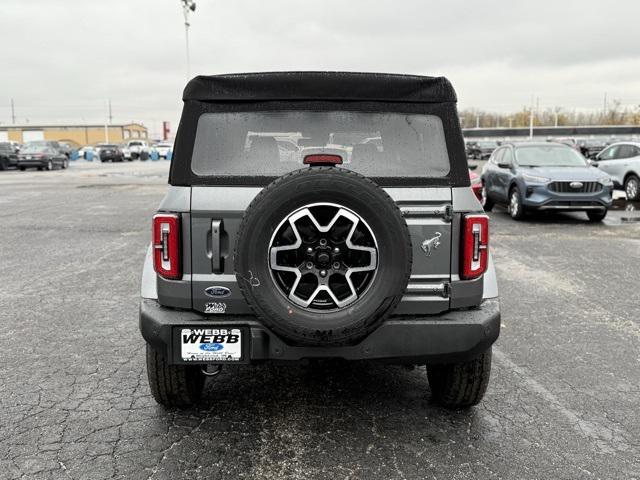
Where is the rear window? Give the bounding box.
[191,111,450,178]
[21,145,48,153]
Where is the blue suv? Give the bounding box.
[481,142,613,221]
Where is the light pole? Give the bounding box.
[181,0,196,80]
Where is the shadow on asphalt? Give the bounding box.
[139,362,499,478]
[165,360,480,436]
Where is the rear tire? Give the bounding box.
[481,183,494,212]
[146,344,205,407]
[427,348,492,409]
[587,209,607,222]
[625,174,640,201]
[508,186,526,220]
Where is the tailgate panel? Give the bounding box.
[385,188,453,314]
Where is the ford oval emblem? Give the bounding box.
[200,343,223,351]
[205,286,231,298]
[569,181,583,189]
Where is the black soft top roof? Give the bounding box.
[182,72,457,103]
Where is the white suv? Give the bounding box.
[126,140,149,160]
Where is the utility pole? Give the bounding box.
[603,92,607,116]
[181,0,197,80]
[108,99,113,124]
[10,99,16,124]
[529,94,534,139]
[553,106,560,128]
[104,100,110,143]
[476,114,480,129]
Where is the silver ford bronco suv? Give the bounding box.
[140,72,500,408]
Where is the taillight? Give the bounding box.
[461,214,489,280]
[153,213,181,279]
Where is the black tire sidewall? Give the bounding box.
[481,183,494,211]
[235,168,412,346]
[510,186,524,219]
[587,209,607,221]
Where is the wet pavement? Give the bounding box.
[0,162,639,479]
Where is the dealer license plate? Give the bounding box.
[180,327,243,362]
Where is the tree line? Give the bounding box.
[459,100,640,128]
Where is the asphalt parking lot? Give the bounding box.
[1,162,639,480]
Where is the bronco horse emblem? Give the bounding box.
[421,232,442,257]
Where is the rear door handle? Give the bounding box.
[211,219,223,273]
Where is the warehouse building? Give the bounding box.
[0,123,148,147]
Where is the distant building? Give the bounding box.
[0,123,148,147]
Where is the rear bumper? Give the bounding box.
[139,298,500,365]
[18,160,47,167]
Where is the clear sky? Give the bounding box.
[1,0,639,136]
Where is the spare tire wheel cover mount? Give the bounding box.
[234,167,412,346]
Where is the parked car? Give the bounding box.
[126,140,149,159]
[476,140,499,159]
[23,140,66,156]
[481,142,613,221]
[465,140,480,159]
[98,144,125,162]
[591,142,640,201]
[8,141,21,153]
[140,72,499,409]
[578,138,607,159]
[153,142,173,159]
[0,142,19,170]
[17,144,68,170]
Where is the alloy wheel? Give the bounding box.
[510,191,520,217]
[268,202,378,311]
[626,178,639,200]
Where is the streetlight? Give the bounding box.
[181,0,196,80]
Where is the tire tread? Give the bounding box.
[146,344,204,407]
[427,349,492,408]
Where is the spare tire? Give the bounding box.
[235,166,412,346]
